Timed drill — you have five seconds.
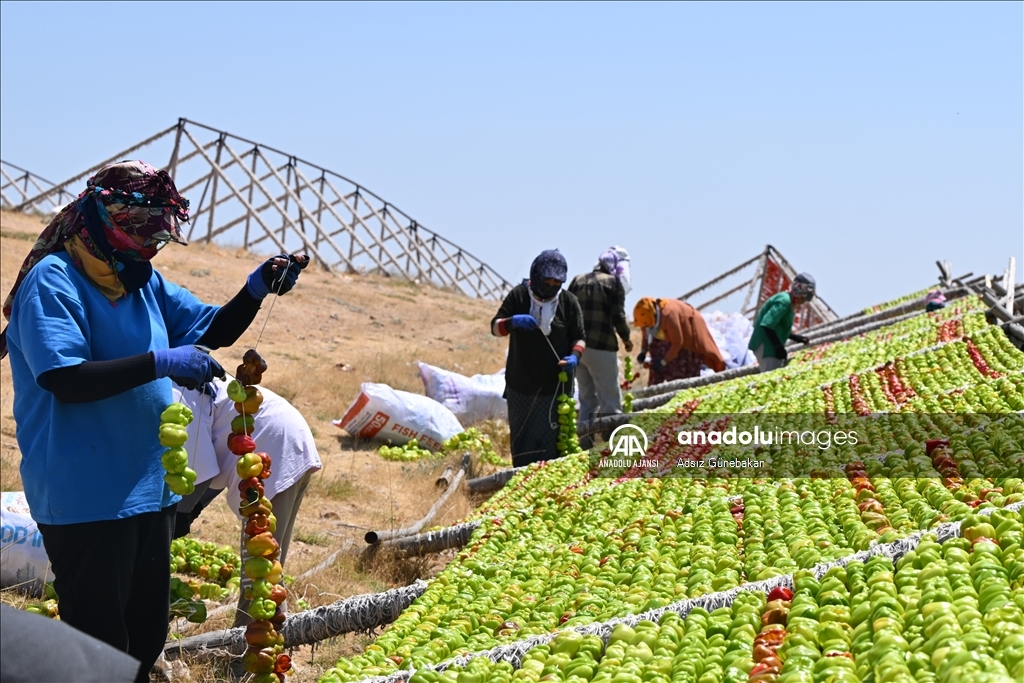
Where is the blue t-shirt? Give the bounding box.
[6,253,219,525]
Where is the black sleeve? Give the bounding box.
[491,285,527,334]
[41,354,156,404]
[196,285,263,349]
[762,326,785,353]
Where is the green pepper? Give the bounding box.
[160,403,193,426]
[237,452,264,479]
[249,597,278,621]
[251,579,273,600]
[231,414,256,435]
[198,582,223,600]
[226,379,248,402]
[159,423,188,447]
[164,473,193,496]
[551,631,584,656]
[160,447,188,474]
[244,556,273,580]
[243,646,276,674]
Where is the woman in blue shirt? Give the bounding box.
[0,161,306,683]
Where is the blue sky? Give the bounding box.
[1,2,1021,314]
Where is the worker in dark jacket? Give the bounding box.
[568,247,633,423]
[748,273,815,372]
[491,249,585,466]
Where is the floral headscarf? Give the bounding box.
[1,160,190,358]
[596,246,632,295]
[528,249,568,301]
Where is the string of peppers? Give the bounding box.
[556,369,581,456]
[621,355,639,412]
[228,348,292,682]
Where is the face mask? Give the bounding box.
[530,279,561,301]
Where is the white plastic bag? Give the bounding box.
[333,382,464,451]
[704,310,757,369]
[417,362,507,425]
[0,492,53,592]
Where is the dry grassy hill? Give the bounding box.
[0,209,516,681]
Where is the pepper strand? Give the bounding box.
[230,348,292,682]
[159,401,197,495]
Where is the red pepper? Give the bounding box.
[273,654,291,674]
[767,586,793,602]
[246,513,271,536]
[257,452,273,480]
[228,433,257,456]
[269,584,287,606]
[239,476,264,496]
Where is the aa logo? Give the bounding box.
[609,424,648,459]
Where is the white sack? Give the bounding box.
[333,382,464,451]
[417,362,507,425]
[0,492,53,592]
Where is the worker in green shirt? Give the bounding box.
[748,273,815,372]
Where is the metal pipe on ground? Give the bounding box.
[383,520,480,556]
[163,580,429,660]
[467,467,524,494]
[630,365,758,399]
[579,412,639,438]
[365,455,470,544]
[435,466,454,489]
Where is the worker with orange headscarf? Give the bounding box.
[633,298,726,386]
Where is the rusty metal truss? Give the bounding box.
[677,244,839,329]
[3,119,512,300]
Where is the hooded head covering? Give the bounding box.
[528,249,567,301]
[633,297,658,329]
[1,160,190,358]
[925,290,946,305]
[790,273,816,303]
[596,246,632,294]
